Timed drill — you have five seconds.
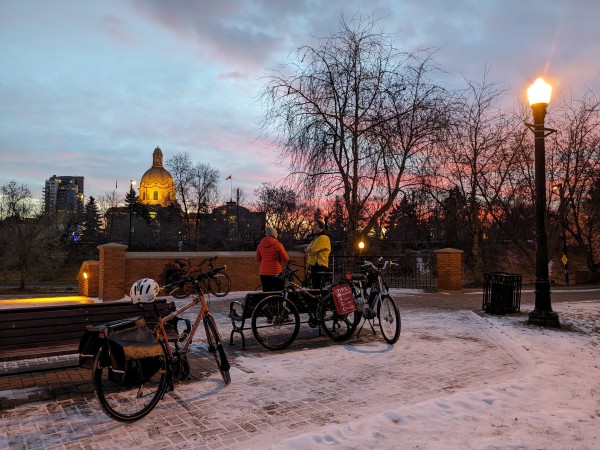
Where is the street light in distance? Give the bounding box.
[526,77,560,327]
[128,179,136,250]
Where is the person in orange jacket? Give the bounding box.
[255,226,289,292]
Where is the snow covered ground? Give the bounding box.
[1,295,599,449]
[274,300,600,449]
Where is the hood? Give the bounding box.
[259,236,279,248]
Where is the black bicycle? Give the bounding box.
[168,256,232,299]
[250,262,360,350]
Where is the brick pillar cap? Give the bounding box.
[98,242,128,251]
[434,248,464,254]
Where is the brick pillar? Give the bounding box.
[435,248,463,292]
[77,260,99,297]
[98,243,128,301]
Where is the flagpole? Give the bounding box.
[226,175,233,202]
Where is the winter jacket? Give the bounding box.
[255,236,289,276]
[306,233,331,267]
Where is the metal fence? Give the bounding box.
[330,252,437,291]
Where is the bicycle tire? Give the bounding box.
[207,272,232,297]
[251,295,300,350]
[203,314,231,385]
[319,292,360,341]
[93,341,168,422]
[377,295,401,344]
[168,273,194,299]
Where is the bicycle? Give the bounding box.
[355,258,401,344]
[91,277,231,422]
[168,256,232,299]
[250,262,360,350]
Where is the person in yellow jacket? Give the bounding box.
[305,219,331,289]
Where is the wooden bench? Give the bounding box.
[0,299,176,362]
[228,290,321,349]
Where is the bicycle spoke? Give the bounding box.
[377,295,401,344]
[94,344,168,422]
[252,296,300,350]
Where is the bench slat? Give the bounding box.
[0,299,176,362]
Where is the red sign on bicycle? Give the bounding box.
[332,284,357,315]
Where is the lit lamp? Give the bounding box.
[358,240,365,259]
[129,179,136,250]
[526,77,560,327]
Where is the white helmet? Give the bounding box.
[130,278,160,304]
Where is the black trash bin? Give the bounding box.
[482,272,522,314]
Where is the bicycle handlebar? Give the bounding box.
[360,259,397,272]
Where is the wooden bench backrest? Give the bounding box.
[0,300,175,361]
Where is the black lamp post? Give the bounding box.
[128,179,136,250]
[553,183,569,285]
[526,78,560,327]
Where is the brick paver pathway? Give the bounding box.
[1,287,598,449]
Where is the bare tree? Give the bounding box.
[189,162,219,239]
[165,152,194,233]
[259,14,451,254]
[165,154,219,244]
[0,181,32,220]
[254,183,314,245]
[0,180,65,289]
[97,190,123,242]
[426,73,521,282]
[549,89,600,281]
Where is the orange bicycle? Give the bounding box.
[89,277,231,422]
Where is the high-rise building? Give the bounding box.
[44,175,84,213]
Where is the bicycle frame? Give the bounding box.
[153,292,211,360]
[175,257,224,280]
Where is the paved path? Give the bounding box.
[1,287,598,449]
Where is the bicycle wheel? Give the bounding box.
[377,295,401,344]
[168,274,194,299]
[203,314,231,385]
[93,342,168,422]
[251,295,300,350]
[319,292,360,341]
[207,272,232,297]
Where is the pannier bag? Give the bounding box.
[79,316,164,387]
[78,327,105,369]
[331,284,357,315]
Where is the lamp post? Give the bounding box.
[358,240,365,259]
[526,78,560,327]
[552,183,569,285]
[128,179,136,250]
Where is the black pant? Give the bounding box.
[309,264,330,290]
[260,275,284,292]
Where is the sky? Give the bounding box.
[1,0,599,206]
[1,291,599,448]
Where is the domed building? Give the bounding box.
[139,147,176,207]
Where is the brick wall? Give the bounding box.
[85,245,463,300]
[434,248,463,292]
[91,245,306,301]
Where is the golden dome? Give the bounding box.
[139,147,176,206]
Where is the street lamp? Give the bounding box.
[526,77,560,327]
[552,184,569,285]
[128,179,136,250]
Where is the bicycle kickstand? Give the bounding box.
[356,316,377,337]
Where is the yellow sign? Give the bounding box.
[561,255,568,266]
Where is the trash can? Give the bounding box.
[482,272,522,314]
